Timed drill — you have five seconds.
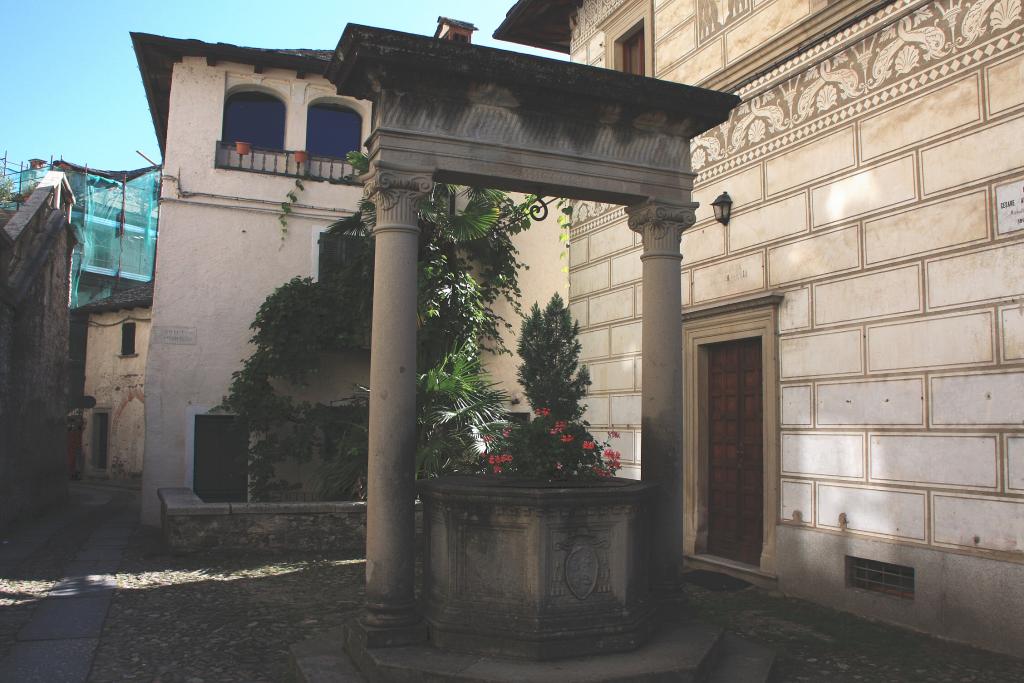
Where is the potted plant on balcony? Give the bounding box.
[293,150,309,164]
[420,293,655,661]
[235,141,252,155]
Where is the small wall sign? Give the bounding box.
[152,326,198,345]
[997,180,1024,235]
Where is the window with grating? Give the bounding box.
[847,556,914,599]
[318,232,362,281]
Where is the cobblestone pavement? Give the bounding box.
[684,575,1024,683]
[89,532,365,682]
[0,482,136,681]
[5,486,1024,682]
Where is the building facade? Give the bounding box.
[499,0,1024,655]
[73,284,153,480]
[132,30,565,524]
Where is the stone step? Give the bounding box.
[290,621,776,683]
[703,632,776,683]
[287,628,362,683]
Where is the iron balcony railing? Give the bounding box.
[214,142,360,185]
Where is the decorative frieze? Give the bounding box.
[693,0,1023,178]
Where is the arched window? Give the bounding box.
[222,91,285,150]
[306,103,362,159]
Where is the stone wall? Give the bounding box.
[0,178,74,530]
[159,488,371,554]
[568,0,1024,654]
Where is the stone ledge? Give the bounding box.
[157,488,421,554]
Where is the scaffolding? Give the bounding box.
[1,153,161,307]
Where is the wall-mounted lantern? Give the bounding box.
[711,191,733,226]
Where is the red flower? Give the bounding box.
[582,440,596,450]
[560,434,575,443]
[492,464,503,474]
[534,407,551,417]
[609,431,621,439]
[482,435,494,444]
[502,428,511,437]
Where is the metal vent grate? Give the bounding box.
[847,556,914,599]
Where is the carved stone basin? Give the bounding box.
[419,476,655,660]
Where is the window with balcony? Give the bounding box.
[222,91,286,150]
[306,103,362,160]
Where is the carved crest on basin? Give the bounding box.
[556,533,610,600]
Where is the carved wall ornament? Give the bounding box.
[571,0,624,53]
[689,0,1021,175]
[555,533,610,601]
[698,0,754,45]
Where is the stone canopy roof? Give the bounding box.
[328,24,738,141]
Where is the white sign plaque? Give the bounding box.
[153,326,197,345]
[997,180,1024,235]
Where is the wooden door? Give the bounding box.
[706,337,763,566]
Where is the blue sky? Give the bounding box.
[0,1,560,172]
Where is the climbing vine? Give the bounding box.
[223,153,540,499]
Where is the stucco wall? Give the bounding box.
[569,0,1024,653]
[141,58,367,524]
[481,200,569,415]
[81,308,151,478]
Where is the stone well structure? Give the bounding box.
[311,22,742,679]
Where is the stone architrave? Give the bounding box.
[626,199,697,593]
[361,164,433,632]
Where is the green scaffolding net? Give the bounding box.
[1,160,160,307]
[60,164,160,308]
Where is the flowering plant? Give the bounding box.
[480,407,622,480]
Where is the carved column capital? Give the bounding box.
[625,200,697,260]
[364,166,434,234]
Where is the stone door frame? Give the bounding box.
[683,295,782,578]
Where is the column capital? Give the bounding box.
[364,165,434,234]
[625,200,698,259]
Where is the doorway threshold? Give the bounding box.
[686,554,777,590]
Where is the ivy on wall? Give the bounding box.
[223,153,539,500]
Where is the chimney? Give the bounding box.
[434,16,478,44]
[28,158,47,170]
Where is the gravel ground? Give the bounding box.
[88,530,365,682]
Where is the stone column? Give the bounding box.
[626,199,697,594]
[362,166,432,634]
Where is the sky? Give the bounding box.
[0,1,562,172]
